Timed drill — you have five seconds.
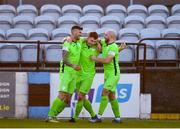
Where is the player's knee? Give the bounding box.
[102,89,109,96]
[78,93,85,101]
[108,92,116,101]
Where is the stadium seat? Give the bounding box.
[139,28,161,61]
[100,15,122,32]
[172,4,180,16]
[79,15,100,30]
[82,28,94,37]
[40,4,61,19]
[105,4,126,20]
[0,16,12,31]
[0,28,27,62]
[0,5,16,18]
[162,28,180,38]
[96,28,117,39]
[167,16,180,29]
[44,40,62,63]
[13,15,34,32]
[127,4,147,19]
[17,4,38,18]
[51,28,71,41]
[145,15,166,30]
[156,40,177,61]
[35,15,56,35]
[148,5,169,18]
[57,16,78,29]
[0,29,5,40]
[124,15,145,31]
[83,5,104,18]
[21,28,49,62]
[118,28,139,62]
[62,4,82,18]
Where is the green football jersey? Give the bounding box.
[60,38,84,73]
[101,39,120,76]
[79,40,99,76]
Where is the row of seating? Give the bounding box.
[1,4,180,19]
[0,14,180,34]
[0,28,180,42]
[0,27,179,63]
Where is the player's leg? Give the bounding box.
[46,73,72,122]
[108,75,122,123]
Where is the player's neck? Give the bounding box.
[107,39,115,44]
[71,36,78,42]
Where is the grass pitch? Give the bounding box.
[0,118,180,128]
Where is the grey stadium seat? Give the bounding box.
[145,15,166,30]
[57,16,78,29]
[44,40,63,62]
[127,4,147,19]
[162,28,180,38]
[139,28,161,61]
[35,15,56,35]
[0,16,12,31]
[21,28,49,62]
[172,4,180,16]
[124,15,145,31]
[156,40,177,60]
[40,4,61,19]
[100,15,122,32]
[148,5,169,18]
[0,5,16,18]
[167,16,180,29]
[118,28,139,62]
[62,4,82,18]
[0,28,27,62]
[13,15,34,32]
[106,4,126,20]
[83,5,104,18]
[51,28,71,41]
[79,15,100,30]
[17,4,38,18]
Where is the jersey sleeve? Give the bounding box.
[62,41,70,51]
[108,45,117,57]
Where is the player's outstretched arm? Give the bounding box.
[62,50,81,71]
[91,55,114,64]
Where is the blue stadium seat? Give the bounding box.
[148,5,169,18]
[0,5,16,18]
[145,15,167,30]
[51,28,71,41]
[62,4,82,18]
[124,15,145,31]
[0,28,27,62]
[127,4,147,19]
[82,28,94,37]
[79,15,100,30]
[0,16,12,31]
[96,27,117,39]
[106,4,126,20]
[172,4,180,16]
[35,15,56,35]
[100,15,122,32]
[13,15,34,32]
[17,4,38,18]
[83,5,104,18]
[40,4,61,19]
[57,16,78,29]
[167,16,180,29]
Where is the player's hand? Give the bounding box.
[90,55,97,61]
[63,36,72,42]
[72,65,81,71]
[119,42,126,51]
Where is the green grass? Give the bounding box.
[0,118,180,128]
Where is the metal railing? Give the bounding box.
[0,40,147,92]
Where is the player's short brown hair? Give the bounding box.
[88,32,99,39]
